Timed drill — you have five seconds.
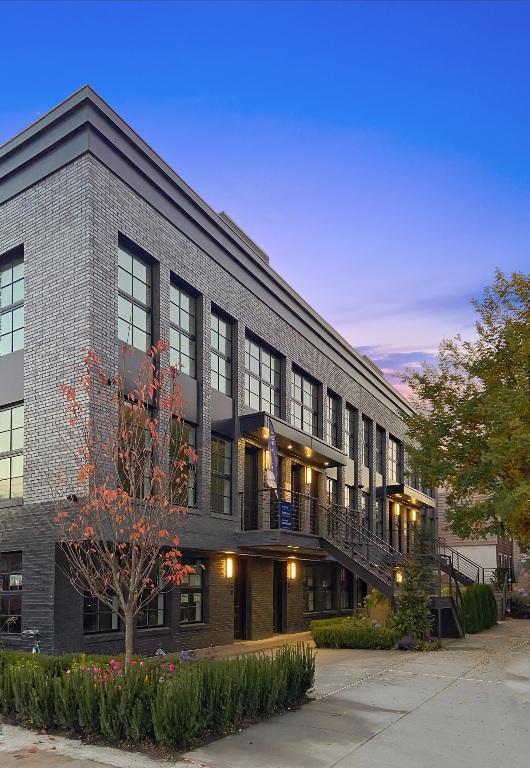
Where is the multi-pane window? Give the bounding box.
[388,437,403,483]
[376,427,384,474]
[345,406,357,460]
[0,552,22,634]
[345,484,356,513]
[118,246,151,352]
[137,571,166,628]
[0,255,24,357]
[361,492,370,528]
[0,403,23,500]
[325,393,340,448]
[244,338,281,416]
[291,370,319,436]
[375,497,384,539]
[118,404,151,498]
[171,421,197,507]
[170,284,196,376]
[211,313,232,395]
[321,570,334,610]
[83,593,119,634]
[326,477,338,509]
[180,558,205,624]
[361,417,371,468]
[303,564,316,612]
[211,435,232,515]
[339,567,353,609]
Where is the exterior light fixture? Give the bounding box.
[324,461,329,466]
[225,556,234,579]
[411,509,417,523]
[287,559,297,580]
[262,427,270,440]
[305,466,312,484]
[395,569,403,584]
[287,444,293,450]
[394,503,401,516]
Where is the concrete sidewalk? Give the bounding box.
[1,620,529,768]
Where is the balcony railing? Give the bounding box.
[240,487,320,534]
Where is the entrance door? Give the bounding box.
[291,464,303,530]
[244,447,259,529]
[273,560,286,633]
[234,558,247,640]
[309,470,319,534]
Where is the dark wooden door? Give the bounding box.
[234,558,247,640]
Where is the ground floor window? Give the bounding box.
[321,570,335,610]
[211,435,232,515]
[375,497,384,539]
[303,564,316,612]
[0,551,22,634]
[137,570,166,629]
[339,568,353,609]
[83,593,119,634]
[180,558,205,624]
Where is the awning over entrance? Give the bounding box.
[239,411,347,469]
[386,483,436,509]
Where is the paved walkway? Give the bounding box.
[1,620,529,768]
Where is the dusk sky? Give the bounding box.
[1,1,528,395]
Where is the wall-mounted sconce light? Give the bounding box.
[395,569,403,584]
[394,503,401,516]
[411,509,417,523]
[305,466,312,484]
[224,555,234,579]
[287,559,297,580]
[287,444,293,450]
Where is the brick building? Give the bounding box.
[0,87,436,654]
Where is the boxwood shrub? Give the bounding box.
[462,584,497,633]
[311,623,399,649]
[0,643,314,748]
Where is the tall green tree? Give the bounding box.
[403,270,530,548]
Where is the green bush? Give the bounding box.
[311,624,399,649]
[462,584,497,633]
[0,643,314,748]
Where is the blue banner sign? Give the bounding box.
[279,500,293,530]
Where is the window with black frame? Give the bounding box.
[345,406,357,460]
[137,573,166,629]
[388,436,403,483]
[291,369,319,436]
[345,484,356,514]
[170,283,196,377]
[118,245,152,352]
[0,252,24,357]
[375,497,384,539]
[211,312,232,395]
[180,559,205,624]
[244,337,281,416]
[376,427,384,474]
[303,564,316,612]
[326,392,340,448]
[0,403,23,500]
[321,570,335,610]
[361,417,371,468]
[83,592,119,634]
[361,491,370,529]
[0,552,22,634]
[339,567,353,609]
[171,420,197,507]
[211,435,232,515]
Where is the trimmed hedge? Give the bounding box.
[311,624,399,649]
[462,584,497,633]
[0,644,314,748]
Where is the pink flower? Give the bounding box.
[168,663,176,673]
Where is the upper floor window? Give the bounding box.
[325,393,340,448]
[171,420,197,507]
[170,284,196,377]
[345,484,356,513]
[345,406,357,460]
[291,369,318,436]
[0,403,23,500]
[361,491,370,528]
[211,312,232,395]
[0,551,22,634]
[388,437,403,483]
[376,427,384,474]
[118,246,151,352]
[361,417,371,468]
[0,254,24,356]
[326,477,338,509]
[211,435,232,515]
[244,338,281,416]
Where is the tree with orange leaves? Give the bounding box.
[54,341,197,668]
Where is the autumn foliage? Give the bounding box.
[54,341,197,666]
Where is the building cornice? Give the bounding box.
[0,85,414,417]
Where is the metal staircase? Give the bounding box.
[436,538,484,585]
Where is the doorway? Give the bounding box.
[273,560,286,633]
[291,463,303,530]
[244,446,259,529]
[234,558,248,640]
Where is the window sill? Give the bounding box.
[137,626,171,635]
[0,497,23,509]
[210,512,234,520]
[179,622,209,632]
[84,631,123,642]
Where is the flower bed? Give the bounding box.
[0,643,314,748]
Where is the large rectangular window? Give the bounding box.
[375,497,384,539]
[171,421,197,507]
[361,491,370,529]
[303,564,316,612]
[137,571,166,629]
[376,427,384,474]
[388,437,403,483]
[0,552,22,634]
[244,338,281,416]
[118,246,151,352]
[211,312,232,395]
[361,417,371,468]
[321,570,335,610]
[211,435,232,515]
[83,593,119,634]
[0,403,23,500]
[339,567,353,609]
[180,558,205,624]
[0,254,24,357]
[291,369,319,436]
[345,484,356,514]
[326,393,340,448]
[170,284,196,376]
[326,477,338,509]
[345,406,357,460]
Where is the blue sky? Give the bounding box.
[1,1,528,394]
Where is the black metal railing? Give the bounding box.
[436,537,484,584]
[240,487,318,533]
